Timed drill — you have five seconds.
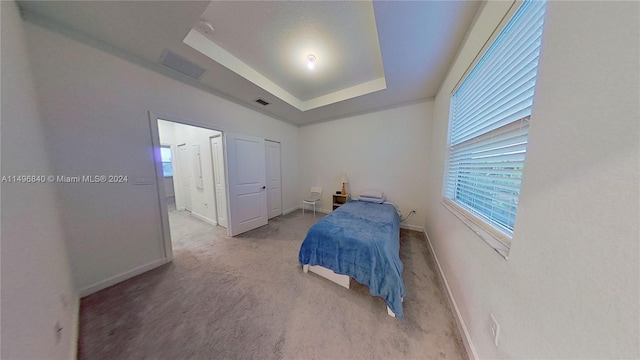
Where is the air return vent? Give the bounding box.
[254,98,270,106]
[160,50,206,79]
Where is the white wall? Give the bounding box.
[0,1,77,358]
[164,120,220,225]
[158,119,176,146]
[23,19,300,295]
[298,101,431,230]
[185,126,220,224]
[425,1,639,358]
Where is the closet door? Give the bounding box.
[265,140,282,219]
[225,133,267,236]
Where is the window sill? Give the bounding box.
[441,200,510,260]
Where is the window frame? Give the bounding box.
[442,0,546,258]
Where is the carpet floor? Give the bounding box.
[78,209,467,360]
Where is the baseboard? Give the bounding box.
[190,211,217,226]
[423,229,479,360]
[78,258,168,297]
[283,206,300,215]
[400,223,424,232]
[304,208,331,215]
[293,205,331,215]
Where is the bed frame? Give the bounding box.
[302,264,398,317]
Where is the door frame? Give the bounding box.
[209,134,228,228]
[148,111,227,261]
[265,139,283,219]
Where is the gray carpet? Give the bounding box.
[78,210,467,359]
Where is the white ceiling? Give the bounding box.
[193,1,386,104]
[18,1,481,126]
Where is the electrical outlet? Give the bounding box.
[490,314,500,346]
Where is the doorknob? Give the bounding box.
[261,186,266,190]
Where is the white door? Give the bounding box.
[177,143,192,211]
[225,132,267,236]
[265,140,282,219]
[210,135,228,228]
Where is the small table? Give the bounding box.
[332,193,351,210]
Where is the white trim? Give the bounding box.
[190,211,217,226]
[302,77,387,111]
[184,30,302,109]
[149,111,231,261]
[299,97,432,127]
[154,112,225,134]
[300,204,331,215]
[441,201,509,259]
[78,258,168,297]
[148,112,173,261]
[284,206,330,216]
[283,206,300,216]
[20,10,297,127]
[265,139,283,220]
[450,0,520,95]
[183,29,386,112]
[400,223,424,232]
[423,229,479,360]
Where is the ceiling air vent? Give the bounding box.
[254,98,270,106]
[160,50,206,80]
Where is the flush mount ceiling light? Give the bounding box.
[307,54,316,70]
[182,0,387,112]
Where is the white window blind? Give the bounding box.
[444,0,547,243]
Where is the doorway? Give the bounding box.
[157,119,225,225]
[152,117,228,256]
[149,114,282,260]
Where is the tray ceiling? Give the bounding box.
[17,0,481,126]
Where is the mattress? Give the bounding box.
[298,200,405,319]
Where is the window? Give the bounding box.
[160,146,173,177]
[443,0,547,250]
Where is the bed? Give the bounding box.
[298,199,405,319]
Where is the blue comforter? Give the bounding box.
[298,200,406,319]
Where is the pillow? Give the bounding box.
[356,196,385,204]
[359,189,385,199]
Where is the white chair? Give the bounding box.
[302,187,322,217]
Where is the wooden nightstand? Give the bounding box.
[332,194,351,210]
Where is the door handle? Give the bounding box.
[261,186,266,190]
